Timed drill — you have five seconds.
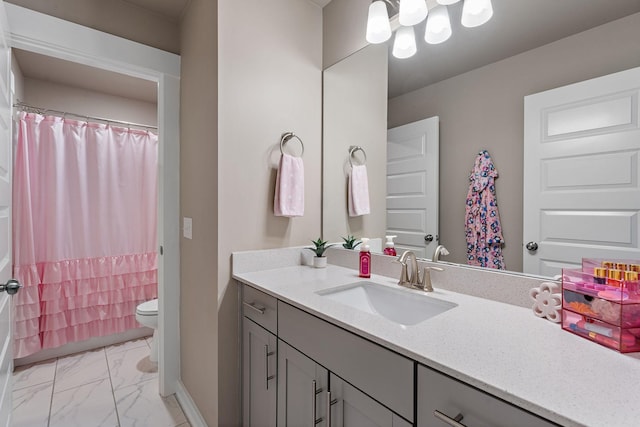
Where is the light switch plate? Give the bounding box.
[183,217,193,239]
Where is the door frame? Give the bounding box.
[5,4,181,396]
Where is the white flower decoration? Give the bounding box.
[529,282,562,323]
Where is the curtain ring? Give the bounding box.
[349,145,367,167]
[280,132,304,157]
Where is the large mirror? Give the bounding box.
[322,0,640,276]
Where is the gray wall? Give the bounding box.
[323,0,370,68]
[180,0,219,424]
[22,78,156,126]
[217,0,323,425]
[388,12,640,271]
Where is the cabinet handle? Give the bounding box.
[312,380,324,425]
[326,391,338,427]
[433,410,466,427]
[243,301,266,315]
[265,345,275,390]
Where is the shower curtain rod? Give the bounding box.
[13,102,158,131]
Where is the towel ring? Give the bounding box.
[349,145,367,167]
[280,132,304,157]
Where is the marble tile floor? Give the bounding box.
[12,337,190,427]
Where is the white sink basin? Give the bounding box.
[317,281,457,326]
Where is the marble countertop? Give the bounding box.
[234,264,640,427]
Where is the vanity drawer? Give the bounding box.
[242,284,278,334]
[417,364,557,427]
[278,301,414,422]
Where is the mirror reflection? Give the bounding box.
[322,0,640,277]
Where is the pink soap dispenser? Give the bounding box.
[359,238,371,278]
[383,235,397,256]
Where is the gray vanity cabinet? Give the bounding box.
[242,286,279,427]
[330,374,412,427]
[277,340,411,427]
[277,340,329,427]
[417,365,557,427]
[278,301,414,426]
[242,318,277,427]
[240,283,558,427]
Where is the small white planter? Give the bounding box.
[313,256,327,268]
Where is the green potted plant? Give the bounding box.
[341,235,361,250]
[307,237,334,268]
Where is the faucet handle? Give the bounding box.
[393,258,409,285]
[421,266,444,292]
[399,263,410,285]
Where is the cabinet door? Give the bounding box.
[278,340,329,427]
[243,318,277,427]
[329,374,412,427]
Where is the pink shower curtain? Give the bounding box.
[12,112,158,358]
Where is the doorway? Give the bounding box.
[11,48,159,363]
[5,3,180,397]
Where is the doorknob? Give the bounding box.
[0,279,22,295]
[525,242,539,252]
[425,234,434,242]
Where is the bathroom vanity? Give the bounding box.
[234,249,640,427]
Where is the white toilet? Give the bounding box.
[136,299,159,363]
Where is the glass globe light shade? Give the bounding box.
[366,1,392,44]
[392,26,417,59]
[424,6,452,44]
[461,0,493,28]
[399,0,428,27]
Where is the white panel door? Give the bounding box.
[523,66,640,276]
[0,1,13,425]
[387,117,439,258]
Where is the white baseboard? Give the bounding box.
[175,380,208,427]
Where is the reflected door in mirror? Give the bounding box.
[523,66,640,277]
[387,117,439,259]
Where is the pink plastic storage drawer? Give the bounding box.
[562,310,640,353]
[562,264,640,353]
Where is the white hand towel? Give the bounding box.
[348,164,370,217]
[274,153,304,217]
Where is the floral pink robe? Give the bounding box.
[465,150,506,269]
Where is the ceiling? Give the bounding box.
[388,0,640,98]
[123,0,331,18]
[12,0,329,105]
[11,0,191,104]
[15,0,640,104]
[123,0,191,21]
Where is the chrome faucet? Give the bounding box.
[397,250,443,292]
[432,245,450,263]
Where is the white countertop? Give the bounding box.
[234,264,640,427]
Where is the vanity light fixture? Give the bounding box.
[365,0,493,58]
[366,1,393,44]
[461,0,493,27]
[393,26,418,59]
[424,5,452,44]
[399,0,429,26]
